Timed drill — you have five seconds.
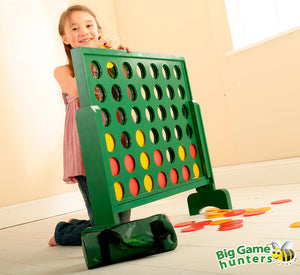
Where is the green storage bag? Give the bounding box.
[82,214,177,269]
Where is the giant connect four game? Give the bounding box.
[72,47,232,228]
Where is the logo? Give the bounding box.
[216,240,296,270]
[120,234,147,250]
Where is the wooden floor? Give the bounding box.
[1,183,300,274]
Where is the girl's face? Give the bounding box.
[62,11,100,49]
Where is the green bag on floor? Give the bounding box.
[82,214,178,269]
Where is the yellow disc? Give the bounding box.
[210,219,233,225]
[178,145,186,161]
[255,207,271,212]
[205,207,220,213]
[193,163,200,178]
[100,46,114,69]
[140,152,150,169]
[105,133,115,152]
[144,174,153,192]
[290,221,300,228]
[205,212,226,219]
[136,129,145,147]
[114,182,124,201]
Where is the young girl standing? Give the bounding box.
[49,5,131,246]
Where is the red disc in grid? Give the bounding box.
[124,154,135,172]
[110,157,119,176]
[170,168,178,185]
[158,171,167,188]
[129,178,139,196]
[154,149,163,166]
[190,144,197,159]
[182,165,190,181]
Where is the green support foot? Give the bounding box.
[187,187,232,215]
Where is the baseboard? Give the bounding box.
[1,158,300,229]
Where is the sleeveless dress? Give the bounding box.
[62,93,85,183]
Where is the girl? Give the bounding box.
[49,5,131,246]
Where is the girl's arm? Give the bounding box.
[54,65,79,97]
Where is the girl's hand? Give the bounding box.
[102,35,132,53]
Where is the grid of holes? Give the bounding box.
[90,61,193,150]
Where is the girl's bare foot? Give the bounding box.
[48,236,59,247]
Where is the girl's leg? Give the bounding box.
[76,176,94,226]
[118,209,131,223]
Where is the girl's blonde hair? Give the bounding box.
[58,5,102,76]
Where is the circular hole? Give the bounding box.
[90,61,101,79]
[170,105,178,120]
[154,85,162,100]
[110,157,120,176]
[140,152,150,170]
[166,147,175,163]
[174,125,183,140]
[170,168,178,185]
[116,108,126,125]
[162,127,171,142]
[186,124,193,138]
[94,85,106,102]
[127,85,136,101]
[101,109,110,126]
[158,105,167,121]
[150,63,158,79]
[112,85,122,101]
[144,174,153,192]
[173,65,181,79]
[154,149,163,166]
[137,63,146,79]
[105,133,115,152]
[125,154,135,172]
[158,171,167,188]
[145,106,155,122]
[182,105,189,118]
[178,145,186,161]
[182,165,190,181]
[136,129,146,147]
[141,85,150,100]
[107,62,117,79]
[121,131,131,149]
[166,85,175,100]
[131,107,141,124]
[190,144,197,159]
[150,128,159,144]
[129,178,139,196]
[114,182,124,201]
[178,85,185,99]
[162,64,170,79]
[122,62,132,79]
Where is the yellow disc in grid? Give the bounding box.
[178,145,186,161]
[144,174,153,192]
[105,133,115,152]
[193,163,200,178]
[136,129,145,147]
[114,182,124,201]
[140,152,150,169]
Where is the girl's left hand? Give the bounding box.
[102,35,132,53]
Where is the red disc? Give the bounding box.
[174,221,195,228]
[158,171,167,188]
[243,211,265,217]
[218,223,243,231]
[182,165,190,181]
[224,209,245,217]
[110,157,119,176]
[192,220,212,227]
[170,168,178,185]
[181,225,204,233]
[124,154,135,172]
[190,144,197,159]
[219,219,243,228]
[154,150,163,166]
[129,178,139,196]
[271,199,292,205]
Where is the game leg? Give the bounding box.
[187,185,232,215]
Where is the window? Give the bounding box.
[224,0,300,49]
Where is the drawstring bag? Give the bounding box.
[82,214,177,269]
